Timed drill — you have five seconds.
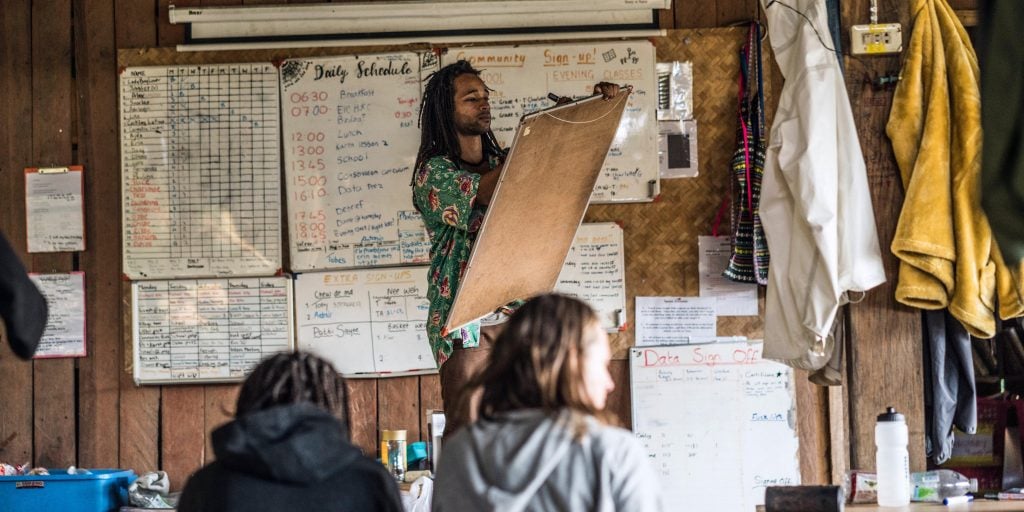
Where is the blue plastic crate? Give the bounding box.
[0,469,135,512]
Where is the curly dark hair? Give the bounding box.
[236,351,351,439]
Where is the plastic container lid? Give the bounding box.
[382,429,407,441]
[877,406,905,422]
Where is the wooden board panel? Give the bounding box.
[31,0,76,469]
[347,378,377,456]
[204,384,239,464]
[378,376,421,443]
[115,0,162,477]
[841,0,923,473]
[157,0,192,46]
[418,374,443,445]
[114,0,157,47]
[73,0,121,470]
[0,0,35,466]
[161,386,206,491]
[674,0,719,28]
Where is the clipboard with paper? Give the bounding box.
[25,166,86,253]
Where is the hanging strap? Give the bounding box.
[737,28,754,214]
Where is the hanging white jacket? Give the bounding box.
[759,0,886,370]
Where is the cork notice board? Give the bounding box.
[444,91,631,332]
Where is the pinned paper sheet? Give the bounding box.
[28,272,87,358]
[25,166,85,253]
[698,235,758,316]
[635,296,716,346]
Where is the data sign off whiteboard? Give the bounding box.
[443,41,657,202]
[280,53,432,271]
[554,223,626,331]
[295,267,435,377]
[132,277,294,384]
[631,342,800,512]
[120,64,283,279]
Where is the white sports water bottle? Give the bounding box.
[875,407,910,506]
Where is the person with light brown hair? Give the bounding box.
[432,293,665,512]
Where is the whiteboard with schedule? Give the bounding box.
[294,267,436,377]
[442,41,658,203]
[630,341,800,511]
[280,52,435,271]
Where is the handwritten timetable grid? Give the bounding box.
[120,63,283,279]
[132,277,294,384]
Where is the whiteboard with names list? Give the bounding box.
[442,41,658,203]
[280,52,433,271]
[132,277,294,385]
[120,63,283,279]
[630,342,800,512]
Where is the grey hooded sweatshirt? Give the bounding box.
[433,409,665,512]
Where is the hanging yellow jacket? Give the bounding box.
[887,0,1024,338]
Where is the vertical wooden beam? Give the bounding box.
[31,0,77,469]
[794,372,830,484]
[114,0,161,476]
[73,0,121,470]
[378,376,420,444]
[418,374,443,447]
[0,0,35,467]
[840,0,923,472]
[203,384,239,464]
[716,0,760,26]
[347,378,378,456]
[161,386,206,491]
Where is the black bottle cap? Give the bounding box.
[877,406,905,422]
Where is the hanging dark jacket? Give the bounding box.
[178,403,403,512]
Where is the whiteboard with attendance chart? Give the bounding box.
[132,277,294,385]
[442,41,658,203]
[280,52,433,271]
[294,267,436,377]
[120,63,283,279]
[630,341,800,511]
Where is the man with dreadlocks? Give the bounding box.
[412,59,619,437]
[178,352,403,512]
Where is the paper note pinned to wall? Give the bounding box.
[698,235,758,316]
[28,272,87,358]
[25,166,85,253]
[635,296,716,346]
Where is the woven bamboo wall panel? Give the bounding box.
[585,28,775,358]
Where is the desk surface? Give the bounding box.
[846,501,1023,511]
[758,501,1023,511]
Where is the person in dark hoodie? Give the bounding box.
[178,351,403,512]
[0,232,46,360]
[433,293,665,512]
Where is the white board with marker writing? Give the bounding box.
[554,222,627,331]
[442,41,658,203]
[294,267,436,377]
[280,52,435,271]
[630,341,801,511]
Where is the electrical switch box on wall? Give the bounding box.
[850,23,902,55]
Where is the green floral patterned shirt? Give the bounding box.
[412,155,515,365]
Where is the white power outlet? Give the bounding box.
[850,23,902,55]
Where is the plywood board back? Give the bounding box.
[444,90,630,332]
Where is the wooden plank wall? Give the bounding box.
[0,0,977,492]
